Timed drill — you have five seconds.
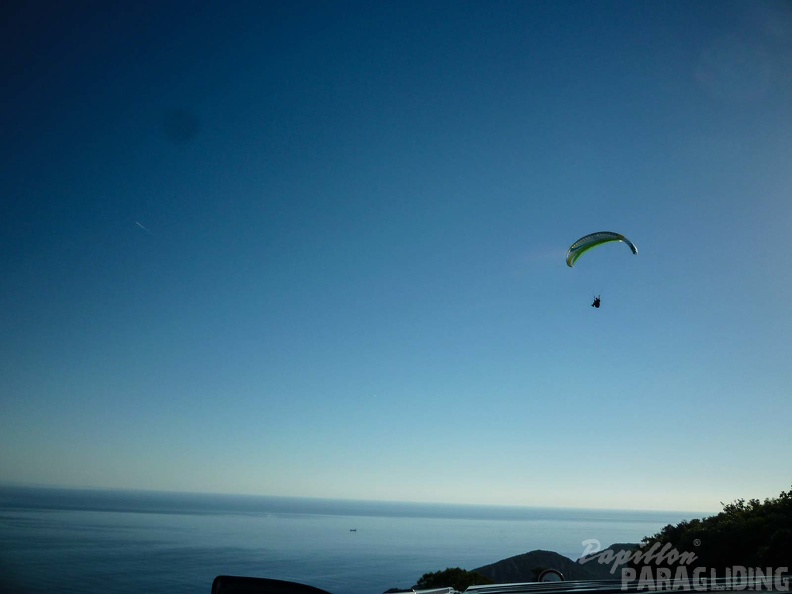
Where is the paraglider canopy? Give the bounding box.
[566,231,637,268]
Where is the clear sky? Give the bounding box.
[2,0,791,513]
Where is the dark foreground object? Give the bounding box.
[212,575,332,594]
[212,575,791,594]
[467,576,792,594]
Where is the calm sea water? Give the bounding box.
[0,487,701,594]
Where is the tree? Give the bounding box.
[415,567,494,591]
[632,485,792,571]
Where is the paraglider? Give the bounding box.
[566,231,637,268]
[567,232,637,309]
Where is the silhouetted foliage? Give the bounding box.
[415,567,494,591]
[633,486,792,571]
[413,489,792,592]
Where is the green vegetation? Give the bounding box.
[405,486,792,592]
[634,486,792,570]
[415,567,494,591]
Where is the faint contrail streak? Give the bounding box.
[135,221,152,234]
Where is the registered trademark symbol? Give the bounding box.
[693,539,701,546]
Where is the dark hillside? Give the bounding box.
[475,550,594,583]
[576,543,640,578]
[475,543,640,583]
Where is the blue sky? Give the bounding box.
[2,0,791,512]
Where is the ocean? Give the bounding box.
[0,486,702,594]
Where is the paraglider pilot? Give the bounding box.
[592,296,601,308]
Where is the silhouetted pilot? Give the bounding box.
[592,296,601,308]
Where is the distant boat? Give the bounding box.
[349,529,357,532]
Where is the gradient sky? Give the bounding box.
[2,0,791,512]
